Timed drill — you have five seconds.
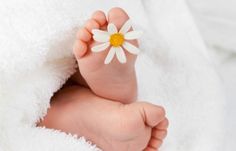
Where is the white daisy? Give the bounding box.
[91,19,142,64]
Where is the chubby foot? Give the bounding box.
[38,86,168,151]
[73,8,140,103]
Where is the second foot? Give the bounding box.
[38,86,168,151]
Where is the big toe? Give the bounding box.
[107,7,139,62]
[108,7,130,30]
[136,102,166,128]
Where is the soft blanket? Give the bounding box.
[187,0,236,150]
[0,0,225,151]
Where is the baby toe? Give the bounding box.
[108,7,129,30]
[85,19,100,32]
[156,118,169,130]
[92,10,107,26]
[107,7,139,60]
[73,40,87,58]
[148,137,163,150]
[152,129,167,140]
[77,28,91,42]
[137,102,166,128]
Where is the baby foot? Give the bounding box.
[73,8,140,103]
[38,86,168,151]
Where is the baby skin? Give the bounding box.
[73,7,138,103]
[38,8,168,151]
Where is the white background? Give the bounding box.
[187,0,236,150]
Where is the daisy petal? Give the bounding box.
[108,23,118,34]
[92,29,109,36]
[115,47,127,64]
[122,42,140,55]
[91,42,110,52]
[124,31,143,40]
[119,19,132,34]
[104,47,116,64]
[93,34,110,42]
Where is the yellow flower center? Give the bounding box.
[110,33,124,47]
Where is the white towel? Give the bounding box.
[187,0,236,53]
[0,0,225,150]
